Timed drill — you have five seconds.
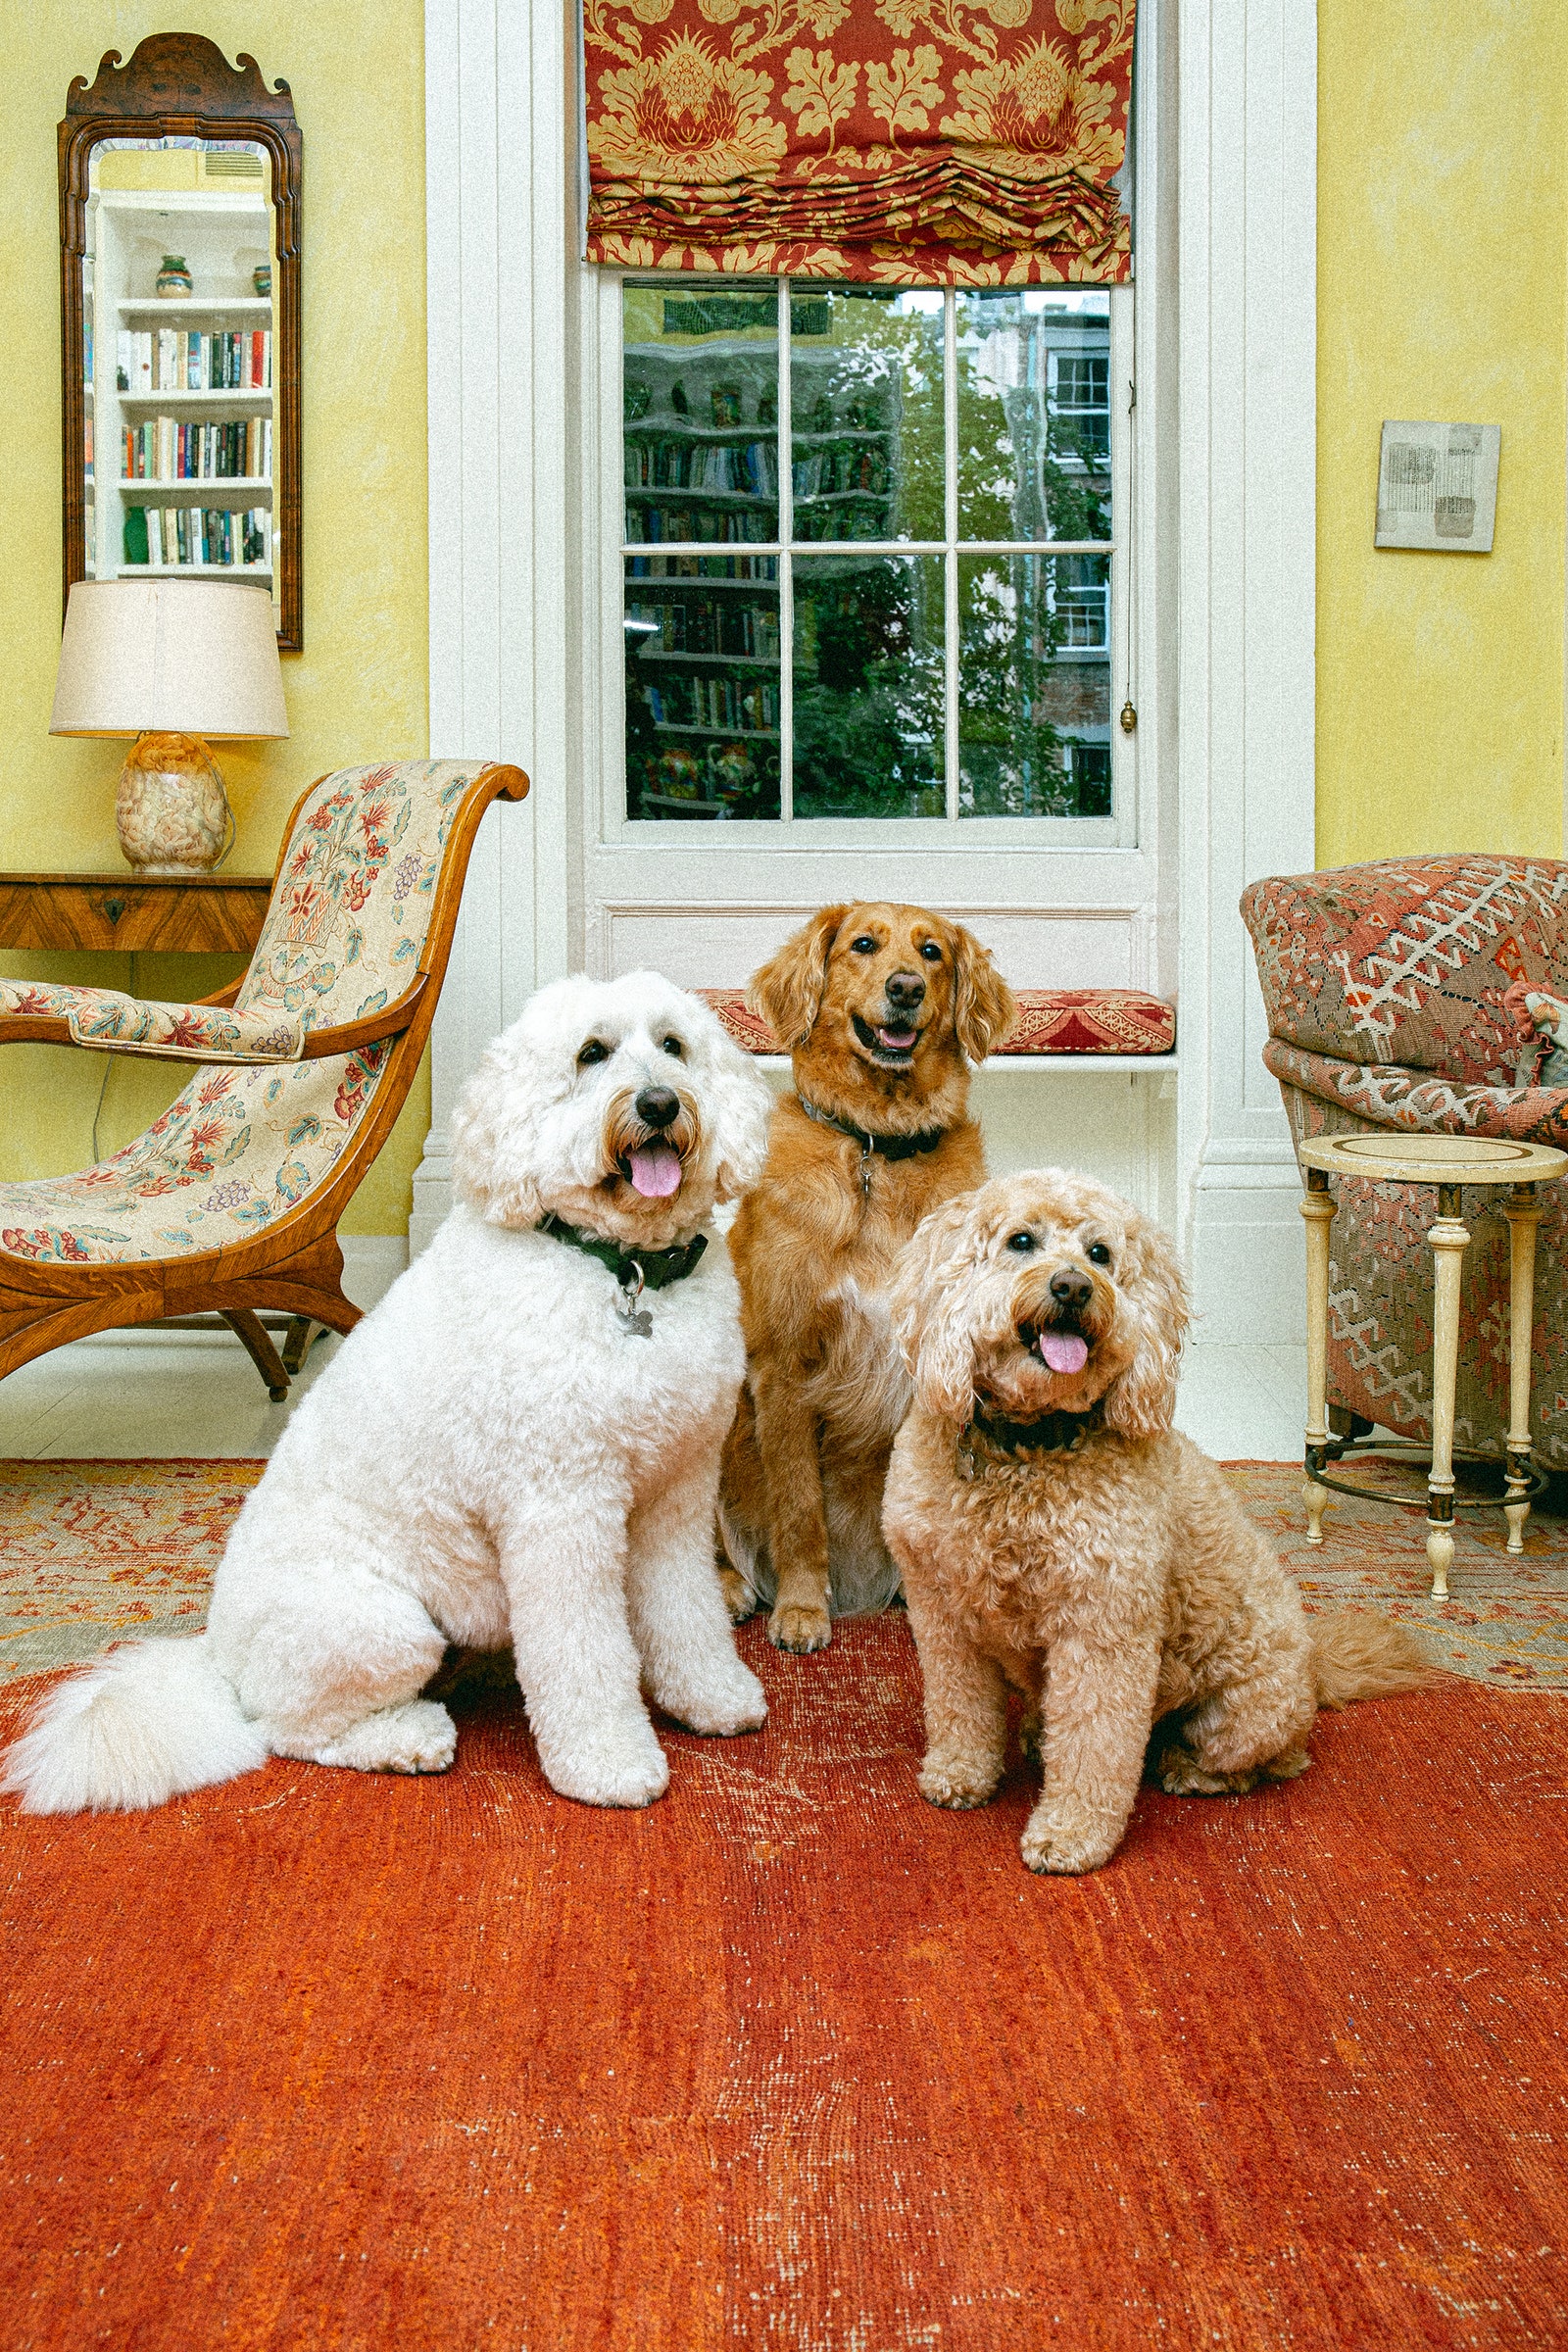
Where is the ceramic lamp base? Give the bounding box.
[116,732,234,875]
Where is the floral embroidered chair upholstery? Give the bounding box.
[0,760,527,1396]
[1241,856,1568,1468]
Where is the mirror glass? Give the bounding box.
[81,137,280,625]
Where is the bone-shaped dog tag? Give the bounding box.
[621,1306,654,1339]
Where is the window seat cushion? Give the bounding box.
[696,987,1175,1057]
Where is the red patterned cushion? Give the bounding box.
[695,987,1175,1057]
[1240,857,1568,1081]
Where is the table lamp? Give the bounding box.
[49,579,289,875]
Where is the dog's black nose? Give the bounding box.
[635,1086,680,1129]
[885,970,926,1010]
[1050,1269,1093,1311]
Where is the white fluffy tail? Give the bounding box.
[2,1634,270,1815]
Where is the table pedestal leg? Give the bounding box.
[1300,1171,1336,1545]
[1426,1184,1469,1600]
[1501,1184,1543,1554]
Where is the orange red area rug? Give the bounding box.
[2,1610,1566,2345]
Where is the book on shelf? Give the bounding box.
[642,602,779,658]
[115,327,272,395]
[644,678,778,732]
[121,416,270,482]
[624,439,778,494]
[634,508,775,546]
[122,505,271,571]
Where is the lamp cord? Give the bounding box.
[90,950,137,1165]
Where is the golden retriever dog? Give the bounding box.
[719,904,1016,1653]
[882,1170,1432,1874]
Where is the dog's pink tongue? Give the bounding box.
[1039,1331,1089,1375]
[628,1142,682,1198]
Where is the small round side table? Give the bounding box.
[1298,1132,1568,1600]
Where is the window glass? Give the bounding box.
[624,554,780,820]
[620,279,1117,827]
[788,288,944,543]
[956,290,1111,543]
[622,285,778,546]
[793,555,945,819]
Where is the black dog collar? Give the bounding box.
[959,1400,1105,1466]
[797,1094,947,1168]
[538,1214,708,1293]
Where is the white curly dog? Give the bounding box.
[6,973,774,1816]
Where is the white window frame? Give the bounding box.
[417,0,1318,1349]
[600,278,1131,846]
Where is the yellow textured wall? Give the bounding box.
[1317,0,1568,867]
[0,5,429,1234]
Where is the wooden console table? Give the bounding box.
[0,871,271,956]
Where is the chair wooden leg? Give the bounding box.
[222,1308,292,1402]
[280,1315,327,1377]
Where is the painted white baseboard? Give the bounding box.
[340,1234,410,1310]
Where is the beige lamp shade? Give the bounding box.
[50,578,288,740]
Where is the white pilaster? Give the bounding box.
[413,0,578,1253]
[1175,0,1317,1339]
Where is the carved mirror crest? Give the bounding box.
[60,35,302,648]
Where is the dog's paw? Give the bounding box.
[1261,1744,1311,1782]
[717,1566,759,1627]
[1155,1741,1259,1797]
[663,1664,767,1739]
[543,1728,670,1810]
[1019,1795,1124,1876]
[310,1699,457,1777]
[918,1753,1000,1810]
[769,1601,833,1655]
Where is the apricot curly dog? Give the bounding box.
[882,1170,1432,1875]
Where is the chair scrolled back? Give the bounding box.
[239,760,494,1032]
[0,760,504,1270]
[1241,856,1568,1084]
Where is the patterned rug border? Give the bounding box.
[3,1454,1565,1691]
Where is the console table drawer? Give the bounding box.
[0,873,271,955]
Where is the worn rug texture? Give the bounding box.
[2,1462,1566,2346]
[5,1455,1567,1688]
[2,1624,1565,2349]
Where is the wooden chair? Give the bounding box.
[0,759,527,1397]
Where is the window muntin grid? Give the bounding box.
[620,279,1117,825]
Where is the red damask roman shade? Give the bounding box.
[582,0,1135,286]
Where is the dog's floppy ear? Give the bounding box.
[748,906,848,1050]
[692,1003,774,1204]
[889,1190,987,1422]
[450,1040,545,1228]
[1101,1211,1189,1439]
[951,924,1016,1063]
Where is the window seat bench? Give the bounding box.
[697,988,1177,1074]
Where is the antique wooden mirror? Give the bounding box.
[60,34,302,648]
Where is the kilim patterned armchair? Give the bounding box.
[0,760,527,1396]
[1241,856,1568,1468]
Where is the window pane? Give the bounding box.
[956,291,1111,544]
[957,554,1111,818]
[622,284,779,546]
[624,555,781,820]
[793,555,944,818]
[789,288,944,544]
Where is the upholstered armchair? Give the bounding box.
[0,759,527,1396]
[1241,855,1568,1470]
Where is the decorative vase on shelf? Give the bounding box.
[156,256,193,299]
[253,264,271,298]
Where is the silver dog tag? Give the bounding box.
[616,1266,654,1339]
